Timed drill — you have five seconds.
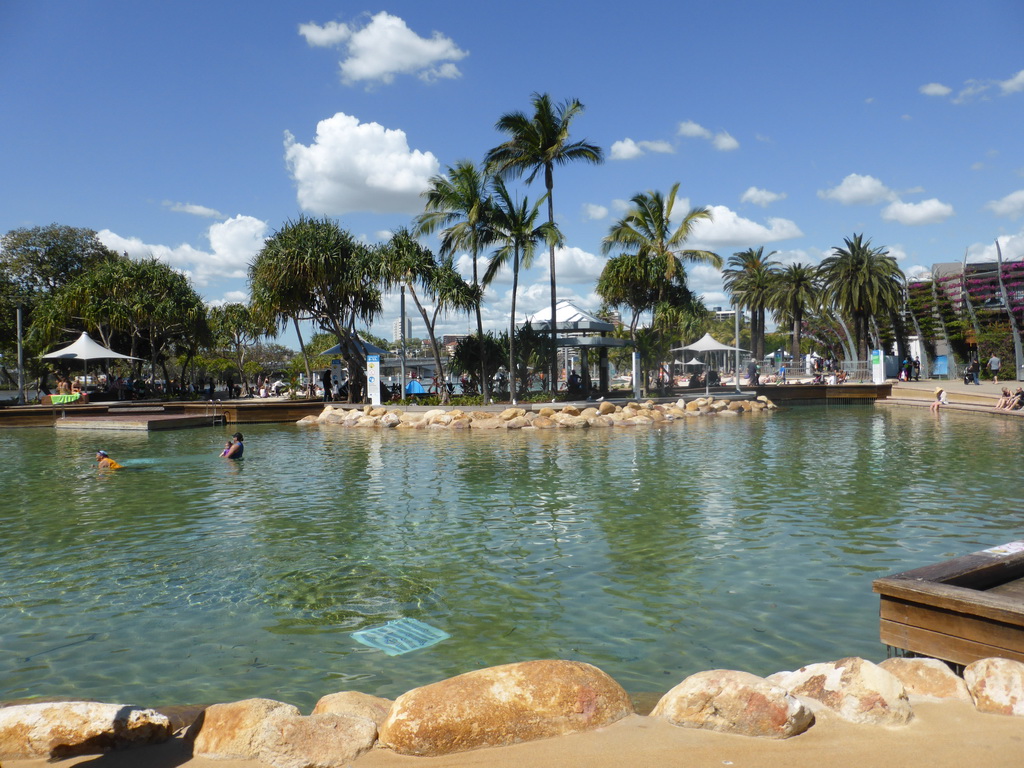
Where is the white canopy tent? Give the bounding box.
[42,332,142,395]
[42,332,138,363]
[672,333,744,395]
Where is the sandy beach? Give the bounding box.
[5,699,1024,768]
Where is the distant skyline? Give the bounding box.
[3,2,1023,346]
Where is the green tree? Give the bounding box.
[601,183,721,300]
[0,224,118,297]
[818,234,905,361]
[485,93,603,390]
[381,228,480,405]
[483,178,560,403]
[249,216,381,402]
[722,247,780,362]
[208,303,276,392]
[415,161,493,402]
[771,263,820,362]
[29,256,208,386]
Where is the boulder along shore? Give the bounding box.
[299,396,778,431]
[3,655,1024,767]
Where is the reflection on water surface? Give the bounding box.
[1,406,1021,709]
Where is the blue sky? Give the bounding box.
[3,1,1024,346]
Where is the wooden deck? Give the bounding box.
[873,543,1024,665]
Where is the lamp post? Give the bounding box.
[16,301,25,404]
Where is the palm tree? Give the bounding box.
[485,93,603,391]
[415,160,493,402]
[771,263,819,362]
[483,178,560,402]
[818,234,905,362]
[722,247,780,362]
[381,228,480,405]
[602,183,722,300]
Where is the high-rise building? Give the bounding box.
[392,317,413,343]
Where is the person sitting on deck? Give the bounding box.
[995,387,1013,409]
[96,450,123,470]
[1009,388,1024,411]
[930,387,948,412]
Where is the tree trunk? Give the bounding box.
[471,244,489,403]
[510,248,520,404]
[546,167,558,393]
[292,316,312,393]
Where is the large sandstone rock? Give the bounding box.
[560,405,582,416]
[499,407,526,421]
[312,691,394,725]
[378,660,633,756]
[296,414,319,425]
[505,416,531,429]
[532,416,557,429]
[769,657,912,726]
[878,658,971,701]
[471,418,503,430]
[598,401,616,415]
[0,701,172,759]
[380,411,401,428]
[651,670,814,739]
[258,713,377,768]
[964,657,1024,715]
[189,698,300,760]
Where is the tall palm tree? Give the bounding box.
[818,234,905,361]
[722,247,780,361]
[483,178,560,402]
[381,228,479,405]
[602,183,722,300]
[771,263,819,362]
[415,160,493,401]
[485,93,603,391]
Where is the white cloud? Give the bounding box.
[301,12,468,86]
[552,246,606,284]
[740,186,786,207]
[610,138,674,160]
[208,290,250,308]
[712,132,739,151]
[886,244,909,262]
[818,173,896,205]
[919,82,952,97]
[1000,69,1024,94]
[284,112,439,215]
[298,20,351,47]
[583,203,608,220]
[881,198,955,225]
[678,121,738,151]
[690,205,803,247]
[164,201,223,218]
[678,120,711,139]
[610,138,643,160]
[987,190,1024,218]
[96,215,268,288]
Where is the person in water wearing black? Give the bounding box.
[222,432,244,459]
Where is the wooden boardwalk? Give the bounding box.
[873,544,1024,665]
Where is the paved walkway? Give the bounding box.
[881,376,1024,416]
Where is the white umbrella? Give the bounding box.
[43,332,141,388]
[675,332,738,353]
[683,357,706,366]
[42,332,138,362]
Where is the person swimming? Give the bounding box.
[95,450,123,470]
[222,432,244,459]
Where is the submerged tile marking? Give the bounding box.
[351,618,450,656]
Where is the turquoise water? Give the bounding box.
[1,407,1021,711]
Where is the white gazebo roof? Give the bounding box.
[42,332,139,361]
[522,299,615,332]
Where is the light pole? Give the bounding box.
[16,301,25,404]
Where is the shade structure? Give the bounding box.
[42,332,139,361]
[683,357,706,366]
[320,338,389,357]
[673,332,738,353]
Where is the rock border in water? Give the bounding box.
[4,655,1023,764]
[298,397,778,430]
